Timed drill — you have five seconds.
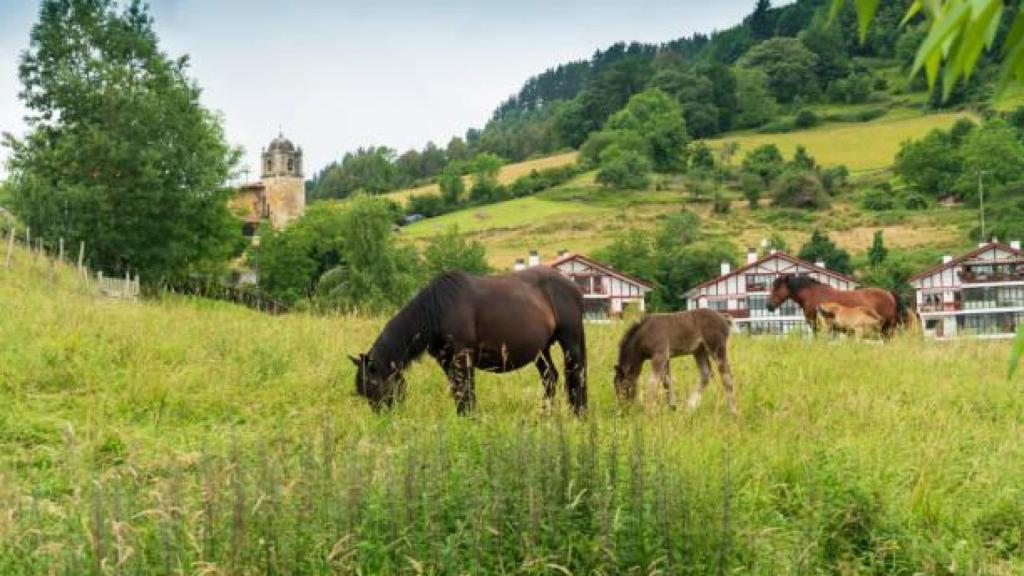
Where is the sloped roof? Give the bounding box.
[908,241,1024,282]
[546,252,655,290]
[684,251,859,298]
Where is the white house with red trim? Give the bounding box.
[909,240,1024,339]
[683,250,859,335]
[514,251,653,320]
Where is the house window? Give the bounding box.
[746,274,774,293]
[287,158,294,172]
[708,299,728,311]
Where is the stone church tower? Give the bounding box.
[260,132,306,229]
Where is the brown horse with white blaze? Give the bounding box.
[767,274,913,336]
[349,267,587,416]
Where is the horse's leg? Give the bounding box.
[535,347,559,414]
[714,346,738,416]
[646,352,665,407]
[688,348,712,411]
[657,354,678,410]
[557,323,587,416]
[448,350,476,416]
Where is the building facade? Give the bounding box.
[546,252,653,320]
[510,251,652,320]
[684,250,859,335]
[909,241,1024,339]
[231,132,306,233]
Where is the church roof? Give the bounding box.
[267,132,296,153]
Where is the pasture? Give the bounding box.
[1,249,1023,574]
[706,111,972,173]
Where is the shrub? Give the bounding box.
[861,188,894,211]
[773,170,829,210]
[741,172,764,208]
[902,193,928,210]
[407,193,446,218]
[794,109,820,129]
[820,165,850,193]
[713,191,731,214]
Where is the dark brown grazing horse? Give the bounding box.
[349,267,587,415]
[767,274,914,336]
[613,310,737,414]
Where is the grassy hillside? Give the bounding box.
[2,246,1024,573]
[397,110,977,269]
[708,110,970,173]
[380,151,579,205]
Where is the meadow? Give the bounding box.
[2,248,1024,574]
[393,109,978,269]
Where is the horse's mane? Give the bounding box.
[784,274,824,292]
[617,317,649,367]
[369,271,470,372]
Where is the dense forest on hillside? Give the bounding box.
[306,0,1006,202]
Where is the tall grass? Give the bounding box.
[1,248,1023,573]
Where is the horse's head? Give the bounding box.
[613,363,640,402]
[766,275,792,312]
[349,353,406,412]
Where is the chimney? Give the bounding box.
[1011,240,1021,251]
[979,242,988,248]
[746,248,758,265]
[815,260,826,269]
[769,248,778,255]
[528,250,540,267]
[720,261,731,276]
[942,255,953,264]
[513,258,526,271]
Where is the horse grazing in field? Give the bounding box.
[816,302,884,339]
[613,309,737,414]
[349,267,587,416]
[767,275,914,337]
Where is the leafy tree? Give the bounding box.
[894,129,962,196]
[747,0,775,41]
[740,37,820,104]
[422,226,491,278]
[719,141,741,168]
[446,137,470,164]
[742,143,785,185]
[4,0,241,282]
[861,188,895,211]
[605,89,690,173]
[867,230,888,266]
[798,230,852,274]
[956,119,1024,202]
[438,165,465,206]
[593,229,657,285]
[734,68,779,129]
[407,194,446,218]
[309,147,400,200]
[661,240,738,309]
[468,153,504,201]
[799,15,851,84]
[258,197,419,311]
[596,146,651,189]
[766,232,790,253]
[793,109,820,129]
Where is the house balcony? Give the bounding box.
[959,270,1024,284]
[918,302,961,313]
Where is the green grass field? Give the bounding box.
[2,247,1023,573]
[707,111,972,173]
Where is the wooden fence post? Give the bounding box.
[25,227,30,254]
[4,229,14,268]
[77,241,85,276]
[58,237,65,262]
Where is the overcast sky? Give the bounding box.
[0,0,773,180]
